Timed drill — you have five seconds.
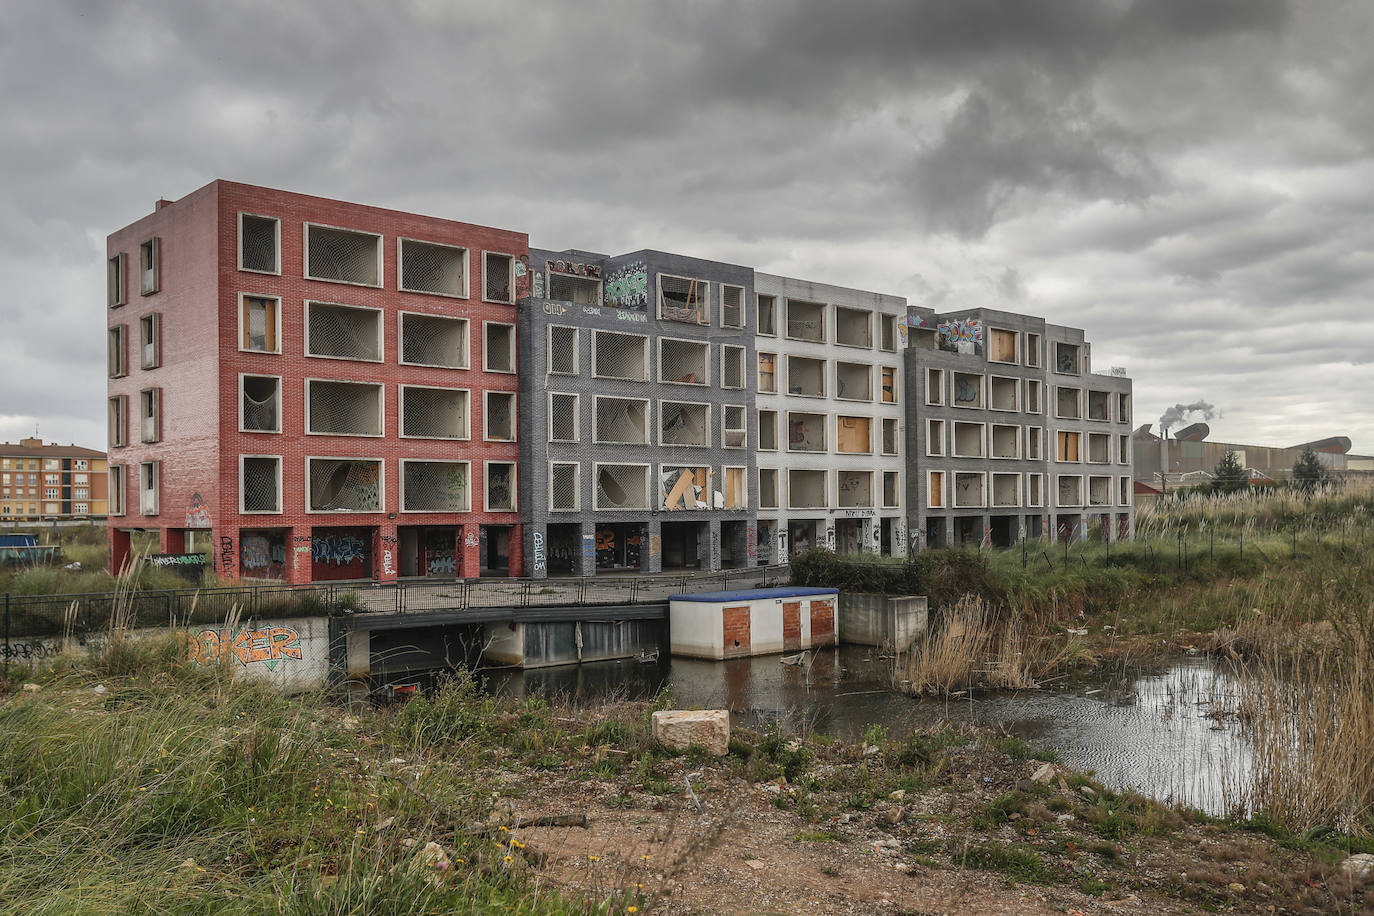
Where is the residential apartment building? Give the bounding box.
[753,274,906,564]
[106,181,528,581]
[516,249,758,577]
[0,438,108,521]
[905,309,1134,548]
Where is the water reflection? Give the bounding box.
[475,647,1251,816]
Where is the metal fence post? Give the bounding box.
[4,593,9,671]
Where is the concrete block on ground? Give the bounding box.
[652,709,730,755]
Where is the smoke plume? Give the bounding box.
[1158,401,1217,437]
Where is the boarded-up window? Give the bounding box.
[929,471,944,508]
[758,352,776,393]
[881,366,896,403]
[723,467,746,508]
[990,328,1017,363]
[836,416,870,454]
[660,466,708,510]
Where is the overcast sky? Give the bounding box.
[3,0,1371,454]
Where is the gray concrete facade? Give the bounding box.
[518,248,759,577]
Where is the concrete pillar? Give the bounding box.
[109,527,132,575]
[527,525,548,579]
[160,527,185,555]
[643,518,662,574]
[213,526,236,579]
[285,527,312,585]
[705,520,720,572]
[823,519,837,553]
[580,522,598,577]
[373,524,398,582]
[507,523,524,577]
[459,524,480,578]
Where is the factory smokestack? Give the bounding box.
[1159,401,1217,438]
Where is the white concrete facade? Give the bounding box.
[753,273,907,563]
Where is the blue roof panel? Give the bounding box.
[670,586,838,603]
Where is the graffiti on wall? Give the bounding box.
[219,536,235,575]
[514,254,530,299]
[545,259,601,279]
[746,526,757,561]
[185,492,211,529]
[581,534,596,571]
[241,533,286,578]
[381,534,397,577]
[531,529,547,575]
[604,261,648,310]
[532,270,545,298]
[186,625,303,670]
[312,533,366,567]
[894,525,907,557]
[938,318,983,356]
[825,525,837,552]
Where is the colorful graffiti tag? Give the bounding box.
[186,625,302,670]
[603,261,648,310]
[185,492,211,529]
[938,318,983,356]
[312,533,366,566]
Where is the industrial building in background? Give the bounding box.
[0,437,108,521]
[106,181,1134,582]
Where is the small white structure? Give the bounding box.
[669,586,839,660]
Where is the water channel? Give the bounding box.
[477,647,1252,817]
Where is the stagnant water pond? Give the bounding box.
[473,647,1252,817]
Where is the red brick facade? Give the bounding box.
[107,181,530,583]
[722,605,752,658]
[809,599,836,646]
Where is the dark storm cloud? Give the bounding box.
[0,0,1370,452]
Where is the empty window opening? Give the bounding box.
[722,345,745,389]
[881,366,897,403]
[307,380,383,436]
[660,337,707,385]
[239,214,279,273]
[788,469,827,509]
[486,462,516,511]
[139,313,160,369]
[401,312,468,368]
[308,225,382,287]
[548,272,600,304]
[757,294,776,335]
[596,464,649,510]
[925,368,944,405]
[1055,342,1080,375]
[991,424,1019,459]
[548,326,578,374]
[722,284,744,328]
[785,299,824,342]
[1028,474,1044,507]
[1088,390,1109,421]
[759,410,779,450]
[952,372,983,408]
[241,456,281,513]
[837,416,871,454]
[400,460,467,512]
[241,375,280,432]
[1026,379,1042,414]
[1117,393,1131,423]
[399,237,466,295]
[758,352,776,393]
[928,471,945,508]
[485,392,515,441]
[1056,387,1081,419]
[992,473,1020,508]
[880,314,897,351]
[990,376,1018,411]
[953,422,984,458]
[484,252,513,303]
[882,471,899,508]
[838,471,873,508]
[1118,435,1129,464]
[108,253,126,307]
[836,362,871,401]
[953,472,986,508]
[1027,427,1043,460]
[1089,476,1111,506]
[660,466,710,510]
[1057,431,1081,462]
[1026,332,1042,368]
[787,355,826,397]
[139,461,159,515]
[1088,433,1110,464]
[659,275,708,324]
[595,397,649,444]
[108,325,127,378]
[787,412,826,453]
[550,463,579,511]
[660,401,709,447]
[307,302,381,361]
[835,307,872,348]
[139,388,160,444]
[989,328,1017,363]
[1058,475,1084,506]
[595,331,648,381]
[549,393,579,442]
[108,396,127,448]
[241,296,279,352]
[401,386,469,439]
[109,466,125,516]
[484,323,515,373]
[759,468,779,508]
[723,405,746,448]
[139,238,159,295]
[882,418,899,456]
[1119,476,1131,505]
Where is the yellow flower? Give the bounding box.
[628,908,638,913]
[512,840,525,849]
[503,855,513,863]
[589,855,600,862]
[138,787,147,792]
[498,826,509,832]
[640,854,650,861]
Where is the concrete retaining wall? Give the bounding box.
[838,593,927,652]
